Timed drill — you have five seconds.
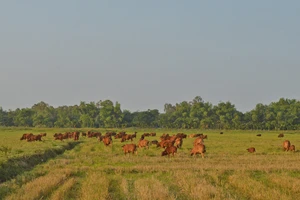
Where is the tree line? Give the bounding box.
[0,96,299,130]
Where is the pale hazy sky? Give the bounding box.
[0,1,299,113]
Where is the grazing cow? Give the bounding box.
[283,140,291,151]
[27,134,42,142]
[138,140,149,149]
[82,132,87,137]
[256,134,261,137]
[278,133,284,138]
[247,147,256,153]
[122,144,137,155]
[289,145,295,152]
[20,133,32,140]
[102,136,112,146]
[190,144,206,158]
[115,131,126,139]
[54,133,64,141]
[220,132,224,135]
[143,133,150,137]
[161,146,177,157]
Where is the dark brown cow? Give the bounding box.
[278,133,284,138]
[138,139,149,149]
[283,140,291,151]
[256,134,261,137]
[150,132,156,136]
[220,132,224,135]
[289,145,295,152]
[20,133,33,140]
[161,146,177,157]
[247,147,256,153]
[151,140,158,145]
[122,144,137,155]
[190,144,206,158]
[27,134,42,142]
[82,132,87,137]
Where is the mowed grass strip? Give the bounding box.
[79,171,109,200]
[4,169,72,200]
[227,171,292,200]
[171,170,226,200]
[134,177,175,200]
[49,177,77,200]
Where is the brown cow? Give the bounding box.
[102,136,112,146]
[283,140,291,151]
[122,144,137,155]
[220,132,224,135]
[247,147,256,153]
[138,140,149,149]
[289,145,295,152]
[54,133,64,141]
[73,131,80,141]
[278,133,284,138]
[161,146,177,157]
[27,134,42,142]
[256,134,261,137]
[190,144,206,158]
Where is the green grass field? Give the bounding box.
[0,127,299,200]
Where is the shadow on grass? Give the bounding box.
[0,141,82,183]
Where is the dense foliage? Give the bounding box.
[1,97,300,130]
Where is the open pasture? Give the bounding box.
[0,128,299,200]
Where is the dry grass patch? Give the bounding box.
[172,170,226,200]
[5,169,72,200]
[228,172,292,200]
[134,177,175,200]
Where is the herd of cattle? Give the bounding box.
[20,131,296,158]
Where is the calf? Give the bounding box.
[289,145,295,152]
[247,147,256,153]
[122,144,137,155]
[161,146,177,157]
[190,144,206,158]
